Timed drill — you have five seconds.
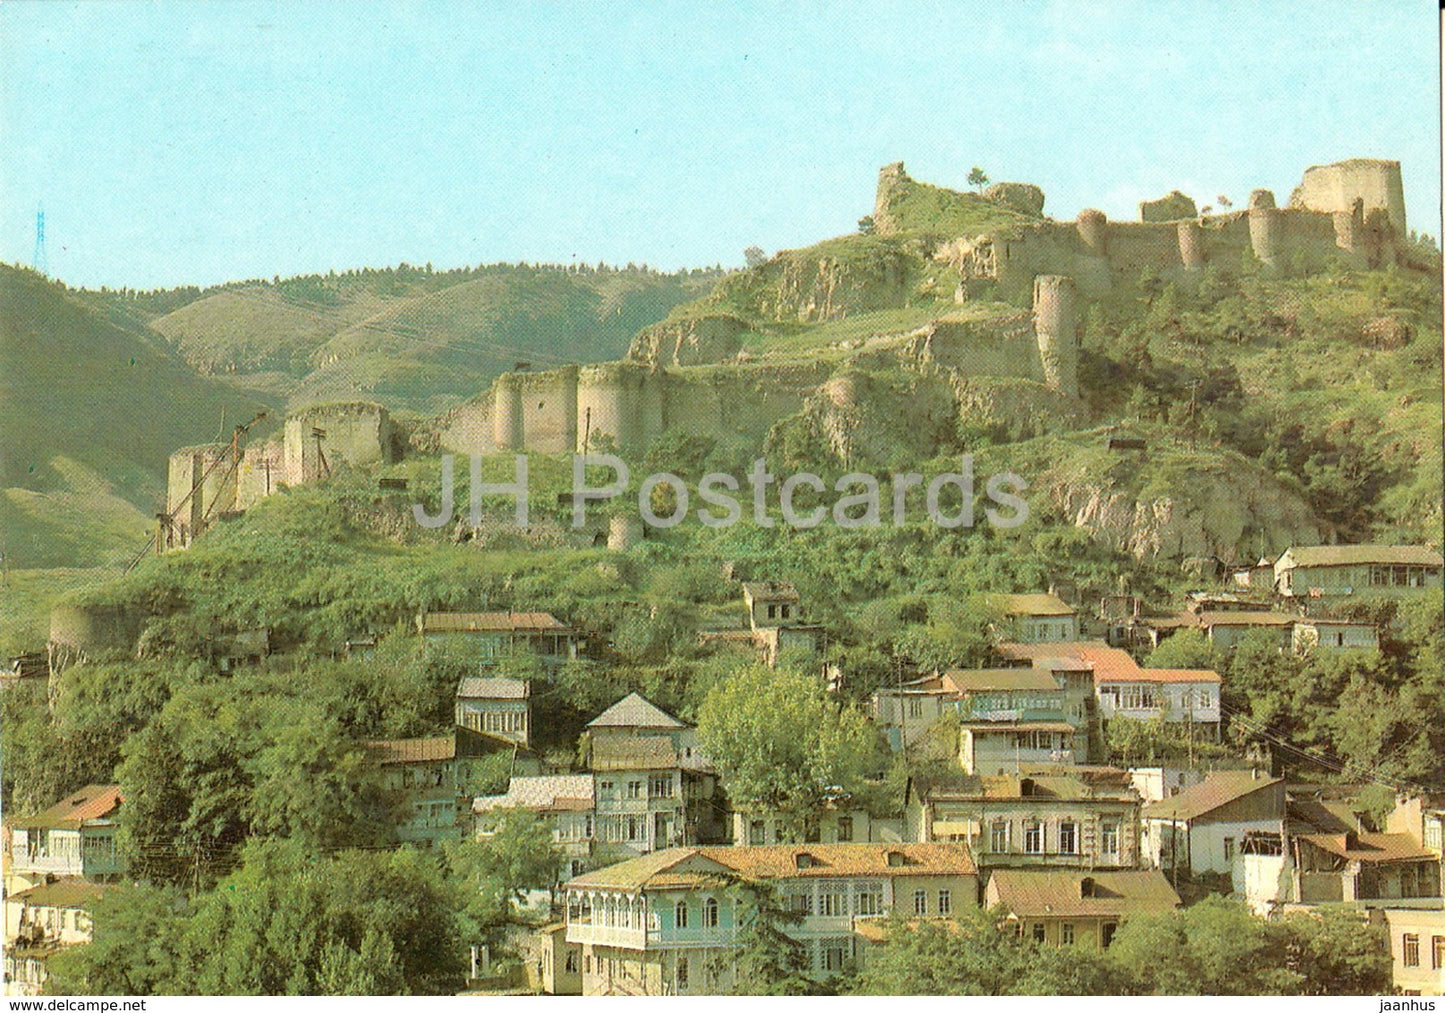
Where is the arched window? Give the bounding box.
[703,897,719,928]
[675,900,689,929]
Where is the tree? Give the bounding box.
[43,885,190,995]
[1277,908,1391,995]
[744,246,768,269]
[448,808,562,907]
[967,167,990,193]
[1144,629,1223,671]
[696,666,882,840]
[852,906,1029,995]
[723,880,822,995]
[856,215,876,235]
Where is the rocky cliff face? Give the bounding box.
[1018,442,1324,562]
[628,313,747,366]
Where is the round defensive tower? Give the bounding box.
[1076,209,1108,257]
[491,374,524,452]
[1248,192,1283,267]
[1177,220,1205,270]
[1032,275,1079,397]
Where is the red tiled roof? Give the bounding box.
[18,785,122,830]
[987,869,1180,919]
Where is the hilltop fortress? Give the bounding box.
[160,157,1412,547]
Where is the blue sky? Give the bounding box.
[1,0,1439,290]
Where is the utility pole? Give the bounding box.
[32,205,47,276]
[1184,378,1203,450]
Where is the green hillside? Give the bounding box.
[141,263,722,414]
[0,265,279,567]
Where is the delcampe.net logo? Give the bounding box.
[413,453,1028,531]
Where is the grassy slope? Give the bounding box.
[0,265,280,567]
[143,267,720,415]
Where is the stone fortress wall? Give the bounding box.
[164,402,399,549]
[892,158,1408,300]
[161,157,1406,535]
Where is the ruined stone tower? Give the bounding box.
[1032,275,1079,397]
[1292,158,1407,236]
[1248,189,1283,266]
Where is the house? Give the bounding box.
[989,593,1079,644]
[1387,794,1445,858]
[455,676,532,746]
[984,868,1181,948]
[873,673,962,752]
[1273,544,1444,599]
[1291,617,1379,654]
[905,769,1143,869]
[698,624,821,669]
[951,668,1078,774]
[1191,611,1295,651]
[1382,908,1445,996]
[562,843,977,995]
[5,785,123,891]
[417,610,581,664]
[741,581,802,630]
[1140,770,1286,876]
[2,879,110,996]
[585,695,723,854]
[1292,831,1442,905]
[364,726,512,846]
[523,922,583,995]
[1094,668,1221,740]
[1127,766,1208,803]
[474,775,598,881]
[732,808,900,847]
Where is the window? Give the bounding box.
[788,892,814,916]
[856,891,881,916]
[907,698,924,719]
[675,900,689,929]
[1101,821,1120,857]
[990,820,1009,853]
[1403,933,1420,967]
[565,951,578,973]
[627,816,642,841]
[1433,936,1445,970]
[627,781,643,800]
[676,955,689,990]
[1223,837,1236,862]
[938,889,951,916]
[1061,923,1075,945]
[1425,820,1442,851]
[1032,923,1046,943]
[823,945,847,972]
[1024,820,1043,854]
[749,820,766,846]
[1059,821,1077,855]
[1101,922,1117,948]
[822,891,847,917]
[913,890,927,915]
[599,780,615,799]
[649,775,674,799]
[584,815,595,839]
[837,817,854,842]
[767,604,777,619]
[780,605,792,619]
[703,898,719,928]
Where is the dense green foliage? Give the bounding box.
[850,900,1390,995]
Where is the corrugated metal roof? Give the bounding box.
[587,693,686,730]
[995,642,1142,683]
[456,676,530,700]
[945,668,1060,693]
[1142,771,1281,821]
[473,775,594,813]
[420,611,571,633]
[1298,831,1437,863]
[590,735,680,771]
[988,869,1180,918]
[990,593,1075,617]
[1280,545,1443,568]
[364,736,455,764]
